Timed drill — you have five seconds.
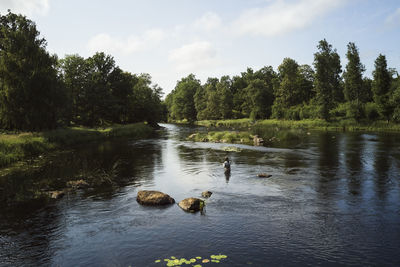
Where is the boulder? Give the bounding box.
[257,173,272,178]
[178,198,204,212]
[201,191,212,198]
[136,190,175,206]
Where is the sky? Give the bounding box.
[1,0,399,96]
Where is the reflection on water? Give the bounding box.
[0,124,400,266]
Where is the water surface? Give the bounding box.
[1,124,400,266]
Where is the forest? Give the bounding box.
[166,41,400,124]
[2,10,400,133]
[0,11,164,131]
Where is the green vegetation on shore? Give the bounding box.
[165,40,400,127]
[184,118,400,148]
[0,123,154,168]
[195,118,400,132]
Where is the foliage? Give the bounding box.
[60,54,163,127]
[0,11,163,132]
[0,11,66,130]
[313,39,343,120]
[372,54,393,121]
[167,74,200,122]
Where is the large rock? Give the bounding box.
[178,198,204,212]
[136,190,175,206]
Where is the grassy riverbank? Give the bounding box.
[195,118,400,132]
[0,123,155,168]
[183,118,400,147]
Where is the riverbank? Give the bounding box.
[195,118,400,132]
[0,123,155,168]
[183,118,400,147]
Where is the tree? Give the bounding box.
[343,43,365,103]
[313,39,343,120]
[391,76,400,122]
[274,58,301,107]
[59,54,90,124]
[168,74,200,122]
[272,59,313,119]
[372,54,392,121]
[217,76,233,119]
[343,42,366,121]
[0,11,65,130]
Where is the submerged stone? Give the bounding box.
[178,198,204,212]
[257,173,272,178]
[136,190,175,206]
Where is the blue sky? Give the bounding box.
[1,0,399,95]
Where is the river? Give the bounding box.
[1,123,400,266]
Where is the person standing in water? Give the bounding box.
[223,156,231,171]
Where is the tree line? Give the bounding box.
[166,40,400,123]
[0,11,164,131]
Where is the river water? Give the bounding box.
[1,124,400,266]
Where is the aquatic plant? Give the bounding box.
[154,254,228,266]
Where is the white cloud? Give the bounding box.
[194,12,222,32]
[0,0,50,16]
[87,29,165,55]
[168,41,220,72]
[233,0,346,36]
[385,8,400,26]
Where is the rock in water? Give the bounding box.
[257,173,272,178]
[201,191,212,198]
[136,190,175,206]
[49,190,65,199]
[178,198,204,212]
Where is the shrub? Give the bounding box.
[364,102,380,121]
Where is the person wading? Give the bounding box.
[223,156,231,172]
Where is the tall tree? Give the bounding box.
[343,42,366,121]
[343,42,365,103]
[313,39,343,120]
[391,76,400,122]
[274,58,301,107]
[0,11,65,130]
[217,76,233,119]
[169,74,200,122]
[372,54,392,120]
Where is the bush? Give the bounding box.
[392,107,400,122]
[365,102,380,120]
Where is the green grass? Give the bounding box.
[196,118,400,132]
[188,131,253,145]
[0,123,154,168]
[189,118,400,147]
